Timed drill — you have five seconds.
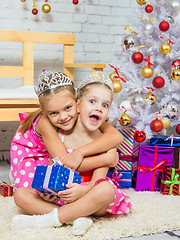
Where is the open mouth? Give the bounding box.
[89,114,100,124]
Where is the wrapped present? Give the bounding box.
[134,145,174,192]
[160,168,180,196]
[116,129,139,171]
[0,182,13,197]
[150,134,180,147]
[107,168,132,188]
[31,158,82,194]
[174,147,180,169]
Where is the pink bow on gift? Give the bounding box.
[111,169,123,188]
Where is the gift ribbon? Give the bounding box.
[109,64,127,83]
[137,146,171,191]
[52,157,75,184]
[161,168,180,195]
[146,87,154,92]
[143,56,153,67]
[111,169,122,188]
[43,157,75,194]
[160,36,173,45]
[43,165,56,194]
[118,155,138,162]
[165,134,180,146]
[111,169,131,188]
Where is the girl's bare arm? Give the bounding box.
[36,115,67,164]
[61,122,122,170]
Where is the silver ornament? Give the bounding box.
[171,0,180,12]
[161,102,179,118]
[130,93,146,110]
[121,35,135,50]
[167,16,175,24]
[142,22,154,35]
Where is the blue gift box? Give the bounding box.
[107,169,132,188]
[150,135,180,147]
[31,164,82,194]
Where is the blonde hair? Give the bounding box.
[18,73,75,133]
[77,82,113,101]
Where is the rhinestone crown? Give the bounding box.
[34,71,73,96]
[78,72,113,91]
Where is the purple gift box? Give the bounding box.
[134,145,174,192]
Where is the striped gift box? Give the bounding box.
[116,129,139,171]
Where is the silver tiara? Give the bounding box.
[78,72,114,91]
[34,71,73,96]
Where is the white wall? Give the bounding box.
[0,0,137,159]
[0,0,137,87]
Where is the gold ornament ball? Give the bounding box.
[141,66,154,78]
[42,3,51,13]
[20,0,26,2]
[145,91,157,104]
[112,80,122,93]
[160,117,171,129]
[136,0,146,4]
[159,42,172,55]
[109,71,117,81]
[119,113,131,126]
[171,68,180,81]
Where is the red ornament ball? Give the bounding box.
[134,130,146,142]
[32,8,38,15]
[73,0,78,4]
[172,59,180,69]
[176,124,180,135]
[159,21,169,32]
[152,76,165,88]
[132,52,144,64]
[150,119,163,132]
[145,4,153,13]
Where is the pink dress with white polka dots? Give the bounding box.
[10,115,49,189]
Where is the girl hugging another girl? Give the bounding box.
[11,71,132,236]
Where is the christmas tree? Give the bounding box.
[109,0,180,142]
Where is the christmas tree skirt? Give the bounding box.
[0,188,180,240]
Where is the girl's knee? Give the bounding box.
[14,187,26,206]
[94,181,115,203]
[14,187,36,207]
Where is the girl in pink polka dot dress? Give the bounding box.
[11,114,50,189]
[11,71,132,236]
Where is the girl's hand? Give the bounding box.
[57,183,88,203]
[60,150,83,171]
[106,148,119,167]
[39,192,60,203]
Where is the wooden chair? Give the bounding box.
[0,30,105,121]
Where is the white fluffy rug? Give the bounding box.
[1,188,180,240]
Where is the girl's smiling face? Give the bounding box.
[43,90,78,131]
[77,85,112,132]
